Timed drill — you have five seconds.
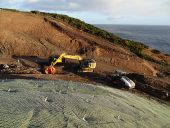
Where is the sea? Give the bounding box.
[96,25,170,54]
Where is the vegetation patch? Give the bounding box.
[151,49,161,54]
[164,54,170,57]
[139,53,169,65]
[0,8,20,12]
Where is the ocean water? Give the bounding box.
[96,25,170,54]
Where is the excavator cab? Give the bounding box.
[44,53,96,74]
[79,59,96,72]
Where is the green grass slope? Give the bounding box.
[0,79,169,128]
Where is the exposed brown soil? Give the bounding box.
[0,10,170,102]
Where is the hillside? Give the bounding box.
[0,9,162,75]
[0,8,170,128]
[30,10,170,66]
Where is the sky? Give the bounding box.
[0,0,170,25]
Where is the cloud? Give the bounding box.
[19,0,81,11]
[19,0,170,18]
[0,0,170,24]
[28,0,39,3]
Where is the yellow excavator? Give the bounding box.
[44,53,96,74]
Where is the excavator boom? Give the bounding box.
[62,55,83,61]
[50,53,66,66]
[50,53,83,67]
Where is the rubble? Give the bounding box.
[0,63,40,74]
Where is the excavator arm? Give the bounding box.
[50,53,66,66]
[62,55,82,61]
[50,53,83,67]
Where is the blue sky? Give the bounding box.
[0,0,170,25]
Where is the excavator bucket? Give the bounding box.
[44,66,56,74]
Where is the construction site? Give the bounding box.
[0,9,170,127]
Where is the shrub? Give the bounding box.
[164,53,170,56]
[30,10,41,14]
[0,8,19,12]
[151,49,161,54]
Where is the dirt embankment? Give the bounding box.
[0,10,158,76]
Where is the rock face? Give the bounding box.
[0,11,158,76]
[0,79,169,128]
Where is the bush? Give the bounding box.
[117,40,147,56]
[164,53,170,56]
[30,10,41,14]
[151,49,161,54]
[0,8,19,12]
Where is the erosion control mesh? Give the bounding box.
[0,79,170,128]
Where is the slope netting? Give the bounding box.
[0,79,170,128]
